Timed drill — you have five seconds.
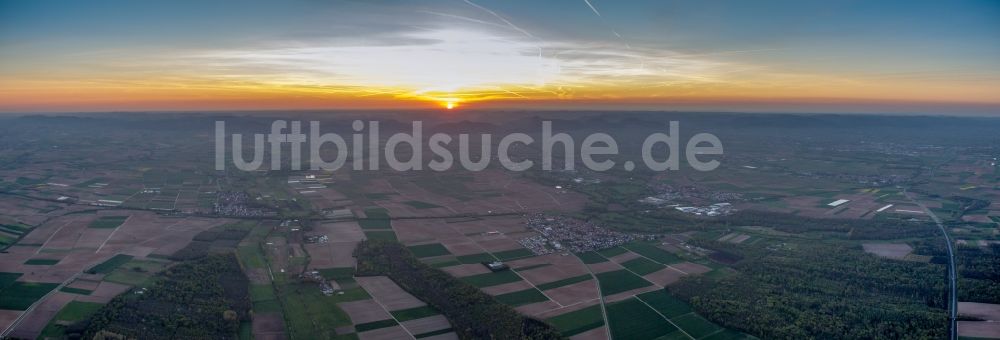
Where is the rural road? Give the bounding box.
[904,188,957,340]
[1,272,82,338]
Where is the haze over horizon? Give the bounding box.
[1,0,998,115]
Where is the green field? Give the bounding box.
[279,283,367,339]
[514,263,551,272]
[596,270,653,296]
[0,223,31,235]
[103,270,151,286]
[621,257,666,275]
[332,276,358,288]
[59,286,93,295]
[408,243,452,258]
[0,272,23,289]
[597,246,628,257]
[0,233,17,247]
[250,284,277,302]
[85,254,134,274]
[358,218,392,229]
[456,252,497,264]
[363,207,391,218]
[494,288,549,306]
[391,305,440,322]
[354,319,399,332]
[636,290,693,318]
[364,193,395,200]
[702,329,751,340]
[575,251,608,264]
[673,313,723,338]
[38,301,105,339]
[250,283,281,313]
[318,267,355,280]
[87,215,129,229]
[24,258,60,265]
[0,281,60,310]
[237,232,274,315]
[414,328,455,338]
[103,259,167,286]
[545,304,605,336]
[404,200,442,209]
[74,177,107,187]
[492,248,534,261]
[240,321,252,340]
[237,245,266,268]
[252,299,283,314]
[460,270,523,288]
[536,274,593,291]
[426,257,462,268]
[606,298,679,339]
[624,243,684,265]
[364,230,398,241]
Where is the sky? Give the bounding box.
[0,0,998,114]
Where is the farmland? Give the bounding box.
[37,301,104,339]
[596,270,653,296]
[606,298,680,339]
[0,281,60,310]
[87,216,129,229]
[1,113,998,339]
[545,304,605,336]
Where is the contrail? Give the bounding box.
[580,0,631,49]
[417,10,509,30]
[583,0,602,17]
[461,0,536,39]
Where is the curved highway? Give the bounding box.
[905,188,957,340]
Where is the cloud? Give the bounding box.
[184,25,735,103]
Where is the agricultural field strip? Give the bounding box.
[622,245,689,275]
[598,248,676,285]
[580,244,722,339]
[364,286,417,339]
[0,271,82,337]
[36,218,76,254]
[378,180,460,215]
[533,297,604,317]
[113,189,146,210]
[436,217,564,308]
[94,215,132,253]
[118,217,193,253]
[581,254,612,340]
[634,293,697,340]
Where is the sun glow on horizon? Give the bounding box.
[1,2,998,114]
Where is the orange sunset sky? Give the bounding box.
[1,0,998,114]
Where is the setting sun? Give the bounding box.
[0,0,996,115]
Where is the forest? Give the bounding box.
[81,254,251,339]
[955,243,1000,303]
[355,239,565,340]
[669,239,949,339]
[914,239,1000,304]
